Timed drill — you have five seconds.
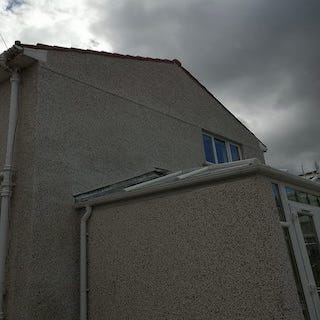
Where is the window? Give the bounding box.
[202,134,215,163]
[202,132,241,164]
[271,183,310,319]
[285,187,320,207]
[230,143,241,161]
[271,183,286,221]
[215,138,228,163]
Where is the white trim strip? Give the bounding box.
[177,167,208,180]
[124,171,183,191]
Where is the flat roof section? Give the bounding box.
[75,159,320,209]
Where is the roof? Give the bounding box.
[73,168,169,203]
[300,170,319,176]
[20,43,183,66]
[74,158,320,208]
[2,41,266,148]
[299,171,320,183]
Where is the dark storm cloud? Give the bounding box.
[5,0,24,11]
[90,0,320,173]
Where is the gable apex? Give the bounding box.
[2,42,266,148]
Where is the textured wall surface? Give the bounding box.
[88,175,304,320]
[43,50,265,164]
[1,48,266,320]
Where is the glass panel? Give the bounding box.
[202,134,215,163]
[214,138,228,163]
[286,187,297,201]
[308,194,320,207]
[230,144,240,161]
[271,183,286,221]
[285,186,320,208]
[296,191,309,204]
[298,213,320,296]
[283,227,310,320]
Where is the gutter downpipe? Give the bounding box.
[80,206,92,320]
[0,68,20,319]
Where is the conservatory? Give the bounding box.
[75,158,320,320]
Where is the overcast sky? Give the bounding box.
[0,0,319,173]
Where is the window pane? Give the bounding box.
[283,227,310,320]
[230,144,240,161]
[308,194,320,207]
[299,213,320,297]
[214,138,228,163]
[271,183,286,221]
[202,134,215,163]
[286,187,297,201]
[296,191,309,204]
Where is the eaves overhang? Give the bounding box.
[75,159,320,209]
[0,42,47,83]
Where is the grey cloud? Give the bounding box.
[5,0,24,11]
[90,0,320,173]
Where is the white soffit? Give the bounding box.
[23,48,47,62]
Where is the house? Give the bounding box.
[0,41,319,320]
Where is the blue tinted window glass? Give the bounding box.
[202,134,215,163]
[271,183,286,221]
[214,138,228,163]
[230,144,240,161]
[272,183,280,200]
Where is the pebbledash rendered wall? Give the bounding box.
[1,47,265,319]
[87,174,304,320]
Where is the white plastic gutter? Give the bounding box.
[0,68,20,320]
[80,206,92,320]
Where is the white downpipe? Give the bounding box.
[80,206,92,320]
[0,69,20,320]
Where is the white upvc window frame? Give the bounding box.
[202,132,242,164]
[271,179,320,320]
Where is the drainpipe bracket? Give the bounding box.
[2,165,13,172]
[0,190,11,197]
